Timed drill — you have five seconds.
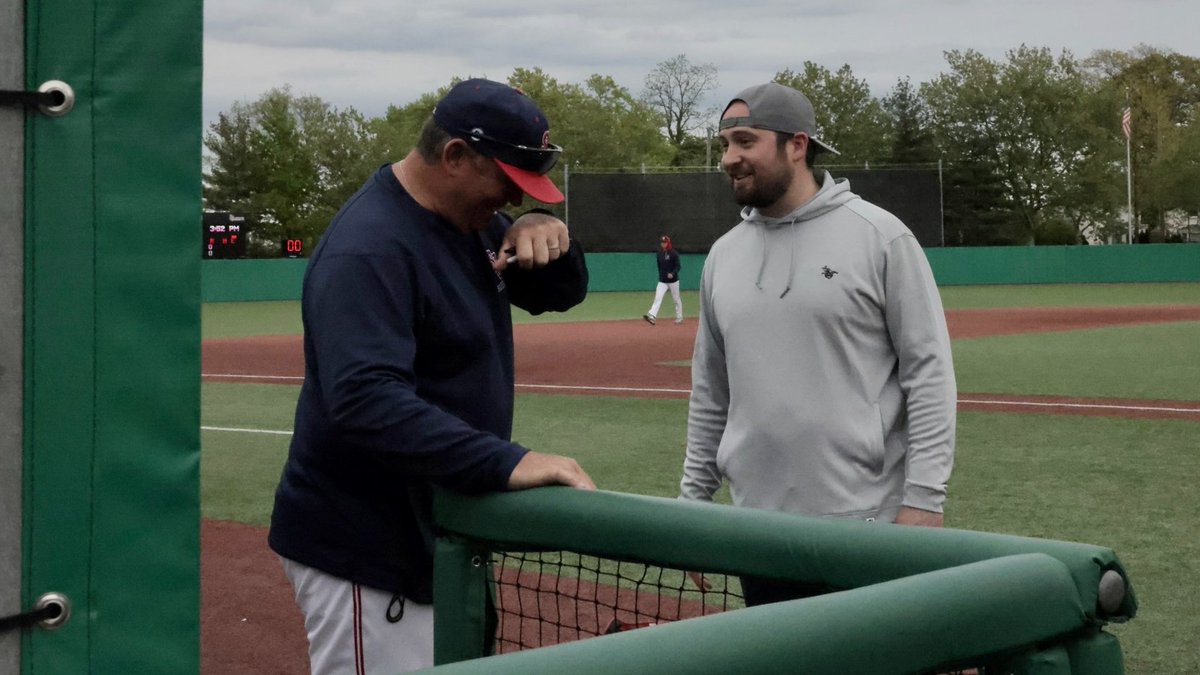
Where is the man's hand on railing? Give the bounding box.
[508,451,596,491]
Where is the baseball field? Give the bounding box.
[200,283,1200,674]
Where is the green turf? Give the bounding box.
[201,284,1200,672]
[950,412,1200,674]
[201,428,289,526]
[200,383,299,525]
[202,382,301,429]
[937,282,1200,309]
[202,283,1200,338]
[513,394,730,503]
[512,290,701,324]
[199,390,1200,671]
[954,321,1200,399]
[202,301,303,338]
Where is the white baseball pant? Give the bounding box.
[280,556,434,674]
[647,281,682,320]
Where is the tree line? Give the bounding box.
[203,46,1200,252]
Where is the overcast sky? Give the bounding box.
[203,0,1198,131]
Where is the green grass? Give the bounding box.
[203,382,300,428]
[201,428,289,526]
[200,383,298,525]
[201,283,1200,672]
[938,282,1200,309]
[951,412,1200,674]
[202,300,303,338]
[198,388,727,526]
[955,321,1200,399]
[202,283,1200,338]
[513,394,730,504]
[514,290,701,324]
[200,392,1200,671]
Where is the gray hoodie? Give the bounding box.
[680,172,956,521]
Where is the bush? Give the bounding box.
[1033,218,1080,245]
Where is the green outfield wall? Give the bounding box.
[923,244,1200,285]
[201,244,1200,302]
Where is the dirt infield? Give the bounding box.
[200,304,1200,673]
[203,304,1200,416]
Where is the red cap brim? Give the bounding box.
[495,160,564,204]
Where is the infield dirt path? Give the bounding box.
[200,304,1200,674]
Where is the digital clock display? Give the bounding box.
[282,238,304,258]
[203,212,248,259]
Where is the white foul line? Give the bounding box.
[201,374,1200,418]
[516,383,693,395]
[958,399,1200,414]
[517,385,1199,414]
[202,425,293,436]
[203,373,304,382]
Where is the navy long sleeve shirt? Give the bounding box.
[656,249,681,283]
[268,165,588,602]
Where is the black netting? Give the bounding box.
[491,551,742,654]
[566,167,943,252]
[488,550,990,674]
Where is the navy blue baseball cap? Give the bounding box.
[433,78,565,203]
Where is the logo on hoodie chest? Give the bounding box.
[821,266,839,279]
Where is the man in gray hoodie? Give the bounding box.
[679,82,957,605]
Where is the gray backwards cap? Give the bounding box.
[720,82,840,155]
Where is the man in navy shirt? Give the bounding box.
[642,234,683,325]
[269,79,595,674]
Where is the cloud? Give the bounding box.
[202,0,1200,130]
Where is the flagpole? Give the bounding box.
[1123,105,1134,244]
[1125,126,1134,244]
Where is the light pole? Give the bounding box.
[705,126,714,171]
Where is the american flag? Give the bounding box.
[1122,107,1132,140]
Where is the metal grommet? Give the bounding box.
[1097,570,1126,615]
[35,592,70,631]
[470,555,483,568]
[37,80,74,117]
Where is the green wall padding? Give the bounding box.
[923,244,1200,285]
[578,252,705,291]
[202,258,308,302]
[24,0,201,672]
[23,2,98,670]
[201,245,1200,302]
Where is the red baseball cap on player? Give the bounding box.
[433,79,565,203]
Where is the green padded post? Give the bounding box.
[1066,629,1126,675]
[23,0,201,672]
[433,487,1137,622]
[433,537,492,665]
[1004,646,1073,674]
[421,554,1087,675]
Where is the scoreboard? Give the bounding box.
[203,211,248,259]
